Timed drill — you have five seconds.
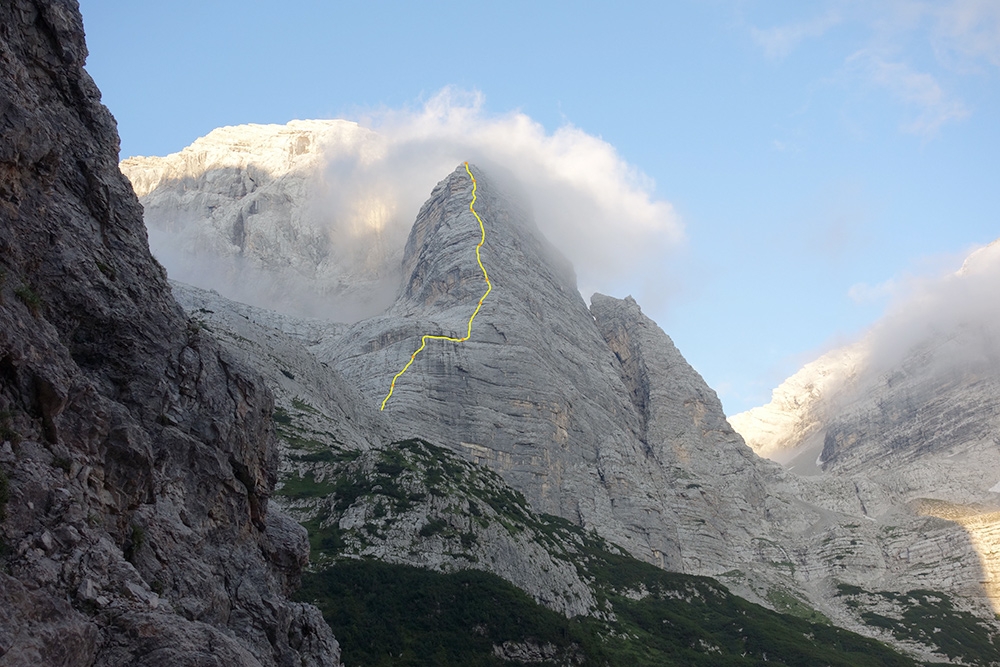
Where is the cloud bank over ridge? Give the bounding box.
[131,89,682,321]
[734,238,1000,456]
[334,88,683,301]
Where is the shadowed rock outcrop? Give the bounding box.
[0,1,338,664]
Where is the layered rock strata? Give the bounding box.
[0,1,338,664]
[126,121,1000,659]
[119,120,399,320]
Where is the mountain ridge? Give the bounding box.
[119,119,401,321]
[123,121,1000,662]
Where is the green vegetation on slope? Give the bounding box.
[270,418,927,666]
[298,558,919,667]
[285,437,917,666]
[837,584,1000,664]
[299,561,590,667]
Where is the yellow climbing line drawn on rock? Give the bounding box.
[380,162,492,411]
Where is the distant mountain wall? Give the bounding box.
[730,240,1000,614]
[120,120,403,322]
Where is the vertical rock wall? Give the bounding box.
[0,1,338,664]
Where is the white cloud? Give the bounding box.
[848,278,899,304]
[860,240,1000,377]
[847,51,970,136]
[339,88,683,300]
[140,89,683,321]
[931,0,1000,68]
[751,10,842,59]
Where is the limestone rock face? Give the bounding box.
[729,240,1000,615]
[318,168,659,557]
[589,294,805,569]
[152,159,1000,658]
[310,166,805,586]
[164,164,808,589]
[120,120,400,320]
[171,285,601,618]
[172,281,391,454]
[0,2,338,664]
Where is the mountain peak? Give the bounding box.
[394,163,577,321]
[121,119,372,197]
[119,119,400,321]
[313,167,793,584]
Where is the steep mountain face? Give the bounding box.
[0,2,337,664]
[315,165,802,582]
[124,123,1000,661]
[119,120,399,320]
[173,161,899,633]
[730,241,1000,613]
[154,154,814,587]
[170,289,931,666]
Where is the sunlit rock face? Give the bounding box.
[728,343,868,472]
[729,240,1000,613]
[142,158,812,590]
[120,120,403,320]
[179,164,847,621]
[128,131,1000,656]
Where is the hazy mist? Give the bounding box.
[139,89,682,322]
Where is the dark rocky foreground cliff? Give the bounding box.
[0,1,338,664]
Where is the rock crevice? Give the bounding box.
[0,2,339,664]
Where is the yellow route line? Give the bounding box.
[380,162,492,410]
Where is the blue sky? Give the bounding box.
[78,0,1000,414]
